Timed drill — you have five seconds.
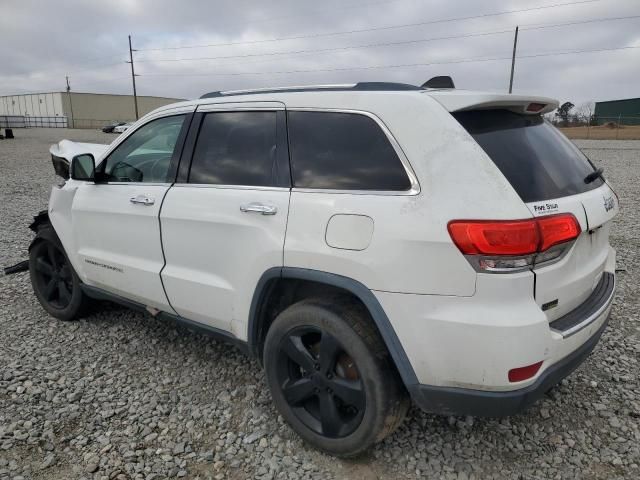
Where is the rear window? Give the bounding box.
[288,111,411,191]
[453,110,603,202]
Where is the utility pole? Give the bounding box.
[126,35,139,120]
[508,26,519,94]
[66,76,75,128]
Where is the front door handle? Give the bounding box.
[240,202,277,215]
[130,194,155,206]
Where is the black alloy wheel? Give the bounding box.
[263,298,409,457]
[28,227,90,321]
[276,326,366,438]
[31,240,74,309]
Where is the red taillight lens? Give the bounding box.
[448,220,538,256]
[537,214,581,251]
[508,361,543,382]
[448,214,581,256]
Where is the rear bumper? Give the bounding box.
[408,305,610,417]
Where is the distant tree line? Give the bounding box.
[545,101,597,127]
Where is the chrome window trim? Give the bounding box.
[172,183,290,192]
[196,101,285,113]
[93,182,172,187]
[286,107,420,196]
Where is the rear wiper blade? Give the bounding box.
[584,167,604,184]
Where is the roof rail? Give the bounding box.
[199,82,424,99]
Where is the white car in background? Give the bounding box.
[7,79,619,457]
[113,122,132,134]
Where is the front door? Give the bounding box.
[72,111,192,311]
[160,102,290,336]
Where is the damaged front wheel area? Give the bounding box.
[29,226,90,321]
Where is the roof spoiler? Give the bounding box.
[422,76,455,89]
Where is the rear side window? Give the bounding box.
[287,111,411,190]
[453,110,603,202]
[189,111,277,186]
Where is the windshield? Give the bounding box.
[453,110,603,202]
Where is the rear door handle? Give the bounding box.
[129,194,155,206]
[240,202,277,215]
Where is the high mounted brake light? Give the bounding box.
[526,102,546,113]
[448,214,581,272]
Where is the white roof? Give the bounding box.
[151,84,559,116]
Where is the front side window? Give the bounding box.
[287,111,411,190]
[103,115,186,183]
[189,111,278,186]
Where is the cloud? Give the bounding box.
[1,0,638,104]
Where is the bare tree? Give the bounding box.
[575,101,596,126]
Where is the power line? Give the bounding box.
[136,0,603,52]
[134,14,640,66]
[137,44,640,78]
[520,13,640,30]
[135,29,514,63]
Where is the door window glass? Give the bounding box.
[103,115,186,183]
[189,111,278,186]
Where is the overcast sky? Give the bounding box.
[1,0,639,106]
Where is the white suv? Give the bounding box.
[15,81,618,457]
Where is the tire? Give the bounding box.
[28,225,90,321]
[263,296,409,457]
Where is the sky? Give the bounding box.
[1,0,639,107]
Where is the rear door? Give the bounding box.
[453,110,618,320]
[160,102,290,335]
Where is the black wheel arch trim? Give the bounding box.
[247,267,420,387]
[29,210,51,234]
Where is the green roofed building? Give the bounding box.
[594,97,640,126]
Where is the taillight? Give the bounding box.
[448,214,581,272]
[537,215,581,251]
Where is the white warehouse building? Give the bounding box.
[0,91,184,129]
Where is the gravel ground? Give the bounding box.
[0,129,638,480]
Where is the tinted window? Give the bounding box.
[288,111,411,190]
[104,115,185,183]
[189,111,277,186]
[453,110,603,202]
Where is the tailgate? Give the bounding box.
[528,183,618,321]
[452,108,618,324]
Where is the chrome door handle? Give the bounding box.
[240,202,278,215]
[129,194,155,206]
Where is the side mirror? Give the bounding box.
[71,154,96,181]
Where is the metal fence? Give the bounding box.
[0,115,68,128]
[0,115,27,128]
[25,116,68,128]
[555,115,640,140]
[0,115,134,130]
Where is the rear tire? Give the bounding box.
[263,296,409,457]
[29,225,90,321]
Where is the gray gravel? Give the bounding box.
[1,129,639,480]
